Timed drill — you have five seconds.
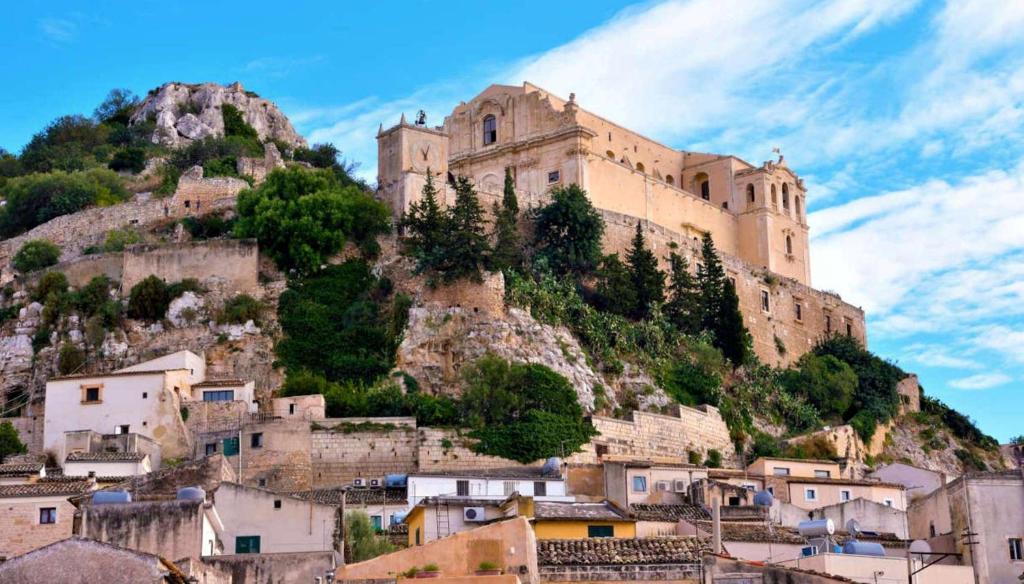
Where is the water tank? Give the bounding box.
[385,474,407,488]
[798,519,835,537]
[391,511,408,526]
[753,490,774,507]
[176,486,206,501]
[542,457,562,476]
[842,541,886,556]
[92,490,132,505]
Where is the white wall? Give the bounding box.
[117,350,206,386]
[406,475,572,506]
[63,459,150,478]
[213,482,337,554]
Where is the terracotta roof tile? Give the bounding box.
[537,537,713,566]
[534,501,630,521]
[66,452,145,462]
[0,481,93,498]
[630,503,710,522]
[694,521,806,544]
[0,462,43,477]
[293,486,406,506]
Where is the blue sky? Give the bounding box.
[2,1,1022,441]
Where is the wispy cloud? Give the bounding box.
[38,17,77,43]
[242,55,327,79]
[949,372,1012,390]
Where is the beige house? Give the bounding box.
[212,482,340,555]
[0,537,201,583]
[0,481,93,560]
[776,476,907,512]
[747,457,843,479]
[603,457,708,509]
[869,462,949,500]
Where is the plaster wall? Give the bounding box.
[0,495,77,559]
[122,239,259,294]
[80,499,206,561]
[212,482,339,554]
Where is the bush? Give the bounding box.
[181,213,235,239]
[221,104,260,142]
[704,449,722,468]
[470,409,597,464]
[783,435,838,460]
[167,278,204,299]
[0,169,128,237]
[779,353,857,420]
[58,342,86,375]
[218,294,262,325]
[127,275,170,321]
[345,510,396,562]
[0,421,28,463]
[108,147,146,173]
[13,240,61,273]
[921,395,998,450]
[33,270,69,302]
[660,358,722,408]
[102,228,140,252]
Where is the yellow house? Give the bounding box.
[530,501,636,540]
[746,457,842,479]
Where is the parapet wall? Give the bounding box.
[572,405,736,464]
[81,499,206,561]
[310,423,418,488]
[122,239,259,293]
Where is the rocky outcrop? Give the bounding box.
[397,306,603,411]
[130,82,306,150]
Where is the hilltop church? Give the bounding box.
[377,82,864,365]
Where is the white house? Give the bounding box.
[406,468,574,508]
[212,482,340,554]
[63,452,152,479]
[116,350,206,385]
[191,379,257,412]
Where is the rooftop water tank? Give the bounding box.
[842,541,886,556]
[797,519,835,537]
[177,486,206,501]
[92,490,132,505]
[542,457,562,476]
[385,474,407,488]
[753,490,774,507]
[391,511,409,526]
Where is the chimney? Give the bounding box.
[712,497,722,554]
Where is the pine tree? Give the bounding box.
[593,253,637,317]
[664,251,702,334]
[435,175,491,283]
[718,278,753,366]
[696,232,752,366]
[696,232,727,333]
[625,222,665,320]
[533,184,605,276]
[399,170,445,274]
[490,167,523,273]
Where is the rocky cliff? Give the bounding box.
[130,82,306,150]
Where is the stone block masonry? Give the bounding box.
[122,239,259,294]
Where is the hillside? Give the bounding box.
[0,82,1006,477]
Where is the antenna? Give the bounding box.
[846,518,861,538]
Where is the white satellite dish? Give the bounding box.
[846,518,862,537]
[909,540,932,555]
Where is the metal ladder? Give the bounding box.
[435,500,450,539]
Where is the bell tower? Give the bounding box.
[376,113,450,223]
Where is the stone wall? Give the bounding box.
[22,253,125,289]
[417,271,507,317]
[572,406,736,465]
[201,551,337,584]
[311,423,418,488]
[169,167,249,217]
[0,498,77,559]
[897,375,921,414]
[80,499,206,561]
[122,239,259,294]
[417,428,544,473]
[539,563,702,582]
[9,415,44,454]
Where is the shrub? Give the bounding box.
[0,421,28,463]
[167,278,204,299]
[181,213,235,239]
[127,275,170,320]
[660,358,722,408]
[704,449,722,468]
[0,169,128,237]
[221,104,260,142]
[102,228,140,252]
[345,510,396,562]
[33,271,69,302]
[108,147,146,173]
[478,561,499,571]
[921,395,998,450]
[32,326,51,352]
[814,335,905,441]
[779,354,857,420]
[218,294,262,325]
[687,450,702,465]
[783,435,838,460]
[57,342,86,375]
[13,240,61,273]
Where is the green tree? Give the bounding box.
[293,143,367,189]
[13,240,61,273]
[400,171,446,274]
[697,233,751,366]
[345,510,396,562]
[20,115,110,173]
[108,147,147,173]
[717,278,752,366]
[779,354,857,419]
[532,184,605,276]
[0,169,128,237]
[221,104,260,142]
[490,168,523,273]
[127,275,170,321]
[0,421,27,463]
[592,253,636,317]
[625,222,665,320]
[58,342,87,375]
[234,167,390,275]
[664,251,702,334]
[434,176,490,284]
[93,88,140,125]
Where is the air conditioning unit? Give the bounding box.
[656,481,670,492]
[352,478,366,488]
[369,478,382,487]
[463,507,486,522]
[673,480,688,493]
[801,546,819,557]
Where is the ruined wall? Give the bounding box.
[81,500,206,561]
[572,406,736,464]
[22,253,125,289]
[897,375,921,414]
[169,168,248,217]
[122,239,259,294]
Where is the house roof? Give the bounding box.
[0,536,190,583]
[783,476,905,489]
[0,481,93,498]
[694,521,807,544]
[410,467,560,480]
[537,536,713,566]
[293,486,407,506]
[749,457,839,467]
[834,530,906,549]
[50,368,189,381]
[0,462,43,476]
[66,452,146,462]
[630,503,710,523]
[533,501,631,522]
[192,379,249,388]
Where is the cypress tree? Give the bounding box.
[664,251,702,334]
[696,232,752,366]
[399,170,445,274]
[718,278,753,366]
[532,184,605,276]
[593,253,637,317]
[625,222,665,320]
[696,232,727,333]
[436,175,490,283]
[490,167,523,273]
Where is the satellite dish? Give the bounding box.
[909,540,932,555]
[846,518,862,538]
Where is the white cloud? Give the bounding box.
[948,372,1012,390]
[242,55,326,79]
[38,18,77,43]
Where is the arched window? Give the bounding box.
[771,184,778,207]
[782,183,790,210]
[694,172,710,201]
[666,175,675,185]
[746,184,755,204]
[786,234,793,255]
[635,162,645,174]
[482,115,497,145]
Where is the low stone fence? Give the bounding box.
[539,563,702,581]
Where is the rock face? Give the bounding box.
[130,82,306,150]
[397,306,602,411]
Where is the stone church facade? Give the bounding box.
[377,82,864,365]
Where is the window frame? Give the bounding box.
[81,384,102,404]
[840,490,851,502]
[203,390,235,402]
[804,488,818,501]
[814,470,831,478]
[794,302,803,322]
[587,525,614,538]
[534,481,547,497]
[39,507,57,524]
[547,170,561,184]
[235,535,261,554]
[482,115,497,146]
[250,433,264,448]
[456,479,470,497]
[205,442,218,456]
[631,475,648,493]
[1009,538,1023,561]
[773,467,791,476]
[760,289,771,313]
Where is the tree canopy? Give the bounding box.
[532,184,605,275]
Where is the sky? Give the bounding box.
[1,0,1022,441]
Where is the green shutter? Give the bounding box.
[587,525,614,538]
[223,437,239,456]
[235,535,261,554]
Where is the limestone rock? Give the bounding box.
[167,292,205,328]
[130,82,306,150]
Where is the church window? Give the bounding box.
[786,235,793,255]
[635,162,645,174]
[794,302,803,321]
[825,313,832,333]
[782,183,790,210]
[482,115,497,145]
[771,184,777,207]
[746,184,755,204]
